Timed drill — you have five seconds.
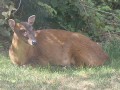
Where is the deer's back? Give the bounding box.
[35,29,108,66]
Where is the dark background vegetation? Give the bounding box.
[0,0,120,42]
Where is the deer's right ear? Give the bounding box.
[8,19,15,30]
[28,15,35,25]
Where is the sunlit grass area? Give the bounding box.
[0,39,120,90]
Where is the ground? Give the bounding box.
[0,36,120,90]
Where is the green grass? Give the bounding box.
[0,40,120,90]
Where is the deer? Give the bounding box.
[8,15,109,67]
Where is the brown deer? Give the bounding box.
[8,15,109,67]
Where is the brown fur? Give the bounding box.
[9,29,109,67]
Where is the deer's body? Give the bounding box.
[8,15,109,67]
[9,29,108,67]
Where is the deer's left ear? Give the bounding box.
[28,15,36,25]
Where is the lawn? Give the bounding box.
[0,39,120,90]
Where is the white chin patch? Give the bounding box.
[28,39,33,45]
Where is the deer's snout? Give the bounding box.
[32,40,37,45]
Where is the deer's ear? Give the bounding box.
[8,19,15,30]
[28,15,36,25]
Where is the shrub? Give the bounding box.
[0,0,120,41]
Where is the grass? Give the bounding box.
[0,39,120,90]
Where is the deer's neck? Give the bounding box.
[11,33,37,58]
[10,33,37,65]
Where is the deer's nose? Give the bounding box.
[32,40,37,45]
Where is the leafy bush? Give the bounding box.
[0,0,16,37]
[0,0,120,41]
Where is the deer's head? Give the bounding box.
[8,15,37,45]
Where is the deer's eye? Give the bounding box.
[19,30,25,34]
[19,30,27,37]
